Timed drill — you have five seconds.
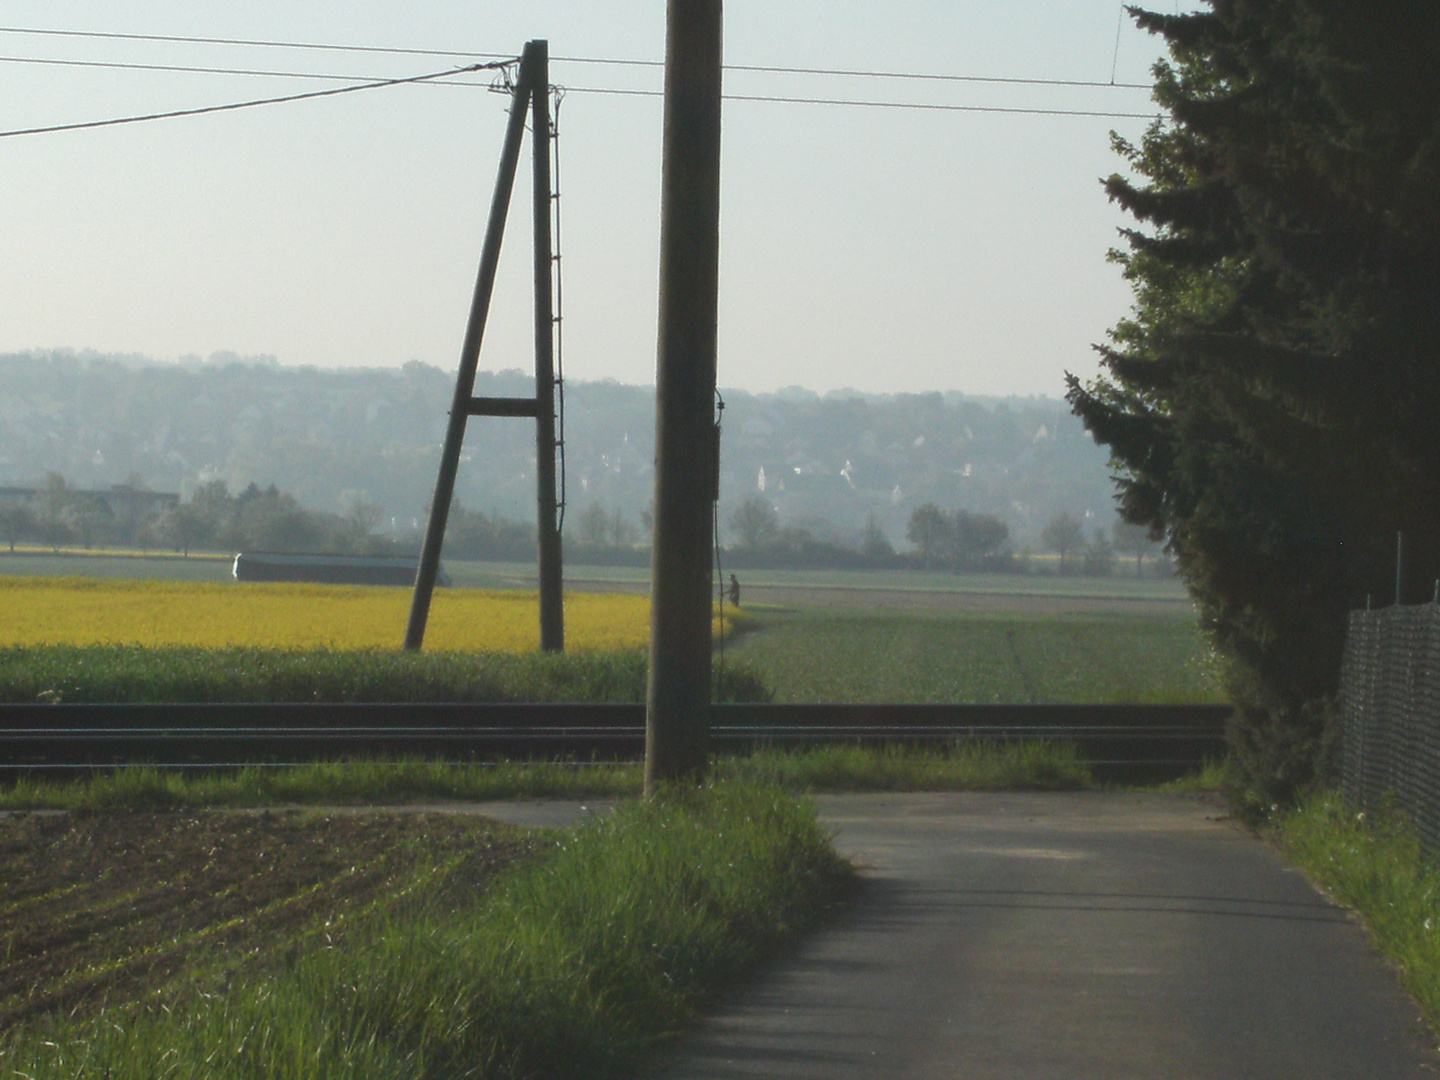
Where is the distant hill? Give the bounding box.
[0,350,1120,549]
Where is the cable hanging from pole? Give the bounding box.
[552,84,568,534]
[488,58,521,98]
[0,26,1156,89]
[0,60,513,138]
[713,388,726,700]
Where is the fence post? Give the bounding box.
[1395,530,1405,606]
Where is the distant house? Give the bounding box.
[232,552,448,587]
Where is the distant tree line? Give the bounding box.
[906,504,1009,571]
[1035,513,1163,578]
[0,473,184,553]
[0,472,1165,580]
[0,472,585,565]
[0,352,1120,552]
[719,498,1163,576]
[442,504,535,562]
[0,473,413,558]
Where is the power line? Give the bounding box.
[0,53,422,83]
[562,86,1158,120]
[551,55,1152,91]
[0,75,1158,140]
[0,25,507,63]
[0,24,1154,91]
[727,62,1149,91]
[1111,3,1126,85]
[0,62,504,139]
[0,40,1160,139]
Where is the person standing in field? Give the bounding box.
[728,573,740,607]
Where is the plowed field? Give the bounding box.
[0,808,535,1029]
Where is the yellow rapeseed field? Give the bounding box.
[0,577,702,652]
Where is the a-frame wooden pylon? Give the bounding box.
[405,39,563,652]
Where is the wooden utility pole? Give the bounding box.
[531,42,564,652]
[645,0,723,790]
[406,40,563,653]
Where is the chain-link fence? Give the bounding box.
[1340,603,1440,849]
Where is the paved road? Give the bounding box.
[640,792,1438,1079]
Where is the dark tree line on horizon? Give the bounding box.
[0,469,1155,579]
[0,474,405,558]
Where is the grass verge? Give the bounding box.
[715,739,1093,792]
[0,644,769,704]
[0,742,1094,811]
[0,759,643,811]
[1273,790,1440,1034]
[0,780,855,1080]
[1142,757,1230,794]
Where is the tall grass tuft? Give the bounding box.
[719,740,1092,791]
[0,780,854,1080]
[1275,791,1440,1033]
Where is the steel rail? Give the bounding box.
[0,702,1231,724]
[0,702,1228,776]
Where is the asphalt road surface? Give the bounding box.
[640,792,1438,1079]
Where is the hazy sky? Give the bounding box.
[0,2,1178,397]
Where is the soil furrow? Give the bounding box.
[0,808,535,1029]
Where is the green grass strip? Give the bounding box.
[714,739,1093,792]
[0,644,771,704]
[0,779,855,1080]
[0,759,641,811]
[1141,757,1230,795]
[0,742,1093,811]
[1274,790,1440,1035]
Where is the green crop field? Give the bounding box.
[0,551,1218,705]
[450,560,1190,599]
[0,551,1190,605]
[722,608,1222,704]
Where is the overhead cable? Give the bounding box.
[724,62,1148,91]
[563,85,1158,119]
[0,61,508,139]
[0,24,508,62]
[0,53,395,83]
[0,24,1154,91]
[0,76,1159,139]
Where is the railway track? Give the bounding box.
[0,702,1228,779]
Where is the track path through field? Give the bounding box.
[635,792,1437,1079]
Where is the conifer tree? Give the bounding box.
[1067,0,1440,806]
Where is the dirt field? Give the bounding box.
[0,808,535,1030]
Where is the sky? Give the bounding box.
[0,2,1181,398]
